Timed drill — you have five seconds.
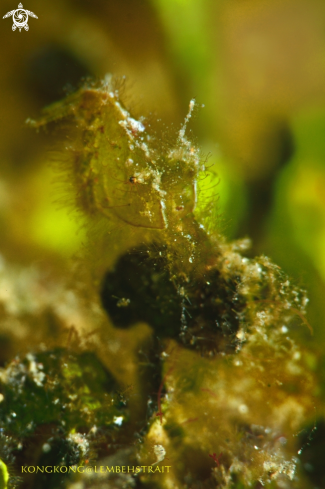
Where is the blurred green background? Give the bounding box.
[1,0,325,344]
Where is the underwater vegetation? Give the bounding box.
[0,77,323,489]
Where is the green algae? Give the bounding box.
[0,349,130,488]
[0,460,9,489]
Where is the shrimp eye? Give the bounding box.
[129,176,137,184]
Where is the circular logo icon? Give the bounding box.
[3,3,38,32]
